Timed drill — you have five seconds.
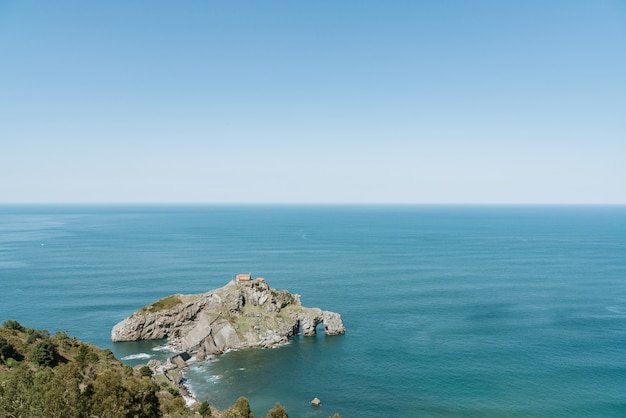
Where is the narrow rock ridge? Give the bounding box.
[111,279,346,360]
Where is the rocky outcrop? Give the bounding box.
[112,279,346,360]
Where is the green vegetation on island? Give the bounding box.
[0,321,342,418]
[138,294,184,315]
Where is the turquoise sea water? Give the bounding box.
[1,205,625,417]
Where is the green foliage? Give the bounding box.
[75,343,99,367]
[75,343,89,366]
[123,364,134,376]
[222,396,254,418]
[0,336,18,364]
[24,326,49,344]
[103,348,115,359]
[86,369,162,418]
[54,330,73,350]
[198,400,212,417]
[54,330,70,340]
[0,363,37,417]
[140,365,153,377]
[140,294,183,313]
[26,327,48,338]
[0,364,161,418]
[5,357,20,368]
[159,394,187,417]
[0,323,189,418]
[29,339,58,367]
[2,320,25,331]
[266,402,288,418]
[26,332,38,344]
[1,323,311,418]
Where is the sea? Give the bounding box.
[1,205,625,417]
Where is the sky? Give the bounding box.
[1,0,625,204]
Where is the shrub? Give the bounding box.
[26,328,48,338]
[222,396,254,418]
[29,340,58,367]
[54,330,69,340]
[198,400,212,417]
[76,344,90,366]
[266,402,288,418]
[76,344,99,366]
[139,365,153,377]
[25,327,48,344]
[123,364,134,377]
[2,320,25,331]
[5,357,20,368]
[54,331,72,348]
[140,295,182,313]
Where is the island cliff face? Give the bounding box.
[111,279,345,360]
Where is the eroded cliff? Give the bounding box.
[111,278,345,360]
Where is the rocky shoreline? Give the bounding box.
[113,277,346,403]
[141,353,198,405]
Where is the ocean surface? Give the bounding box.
[1,205,625,417]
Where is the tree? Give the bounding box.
[30,339,58,367]
[75,344,90,367]
[43,363,86,418]
[266,402,288,418]
[222,396,254,418]
[124,375,162,418]
[198,400,212,417]
[0,363,36,417]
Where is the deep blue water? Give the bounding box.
[1,205,625,417]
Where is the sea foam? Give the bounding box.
[121,353,152,360]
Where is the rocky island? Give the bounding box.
[111,275,346,361]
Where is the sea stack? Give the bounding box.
[111,276,346,360]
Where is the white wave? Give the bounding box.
[205,374,222,383]
[152,344,177,353]
[121,353,152,360]
[190,364,205,372]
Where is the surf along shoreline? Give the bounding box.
[112,276,346,408]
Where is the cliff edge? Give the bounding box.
[111,278,345,360]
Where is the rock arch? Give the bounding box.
[296,310,345,336]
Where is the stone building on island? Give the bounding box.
[236,273,265,283]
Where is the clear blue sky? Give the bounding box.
[1,0,625,204]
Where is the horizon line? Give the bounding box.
[1,202,625,207]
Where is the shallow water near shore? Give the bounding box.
[1,205,626,417]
